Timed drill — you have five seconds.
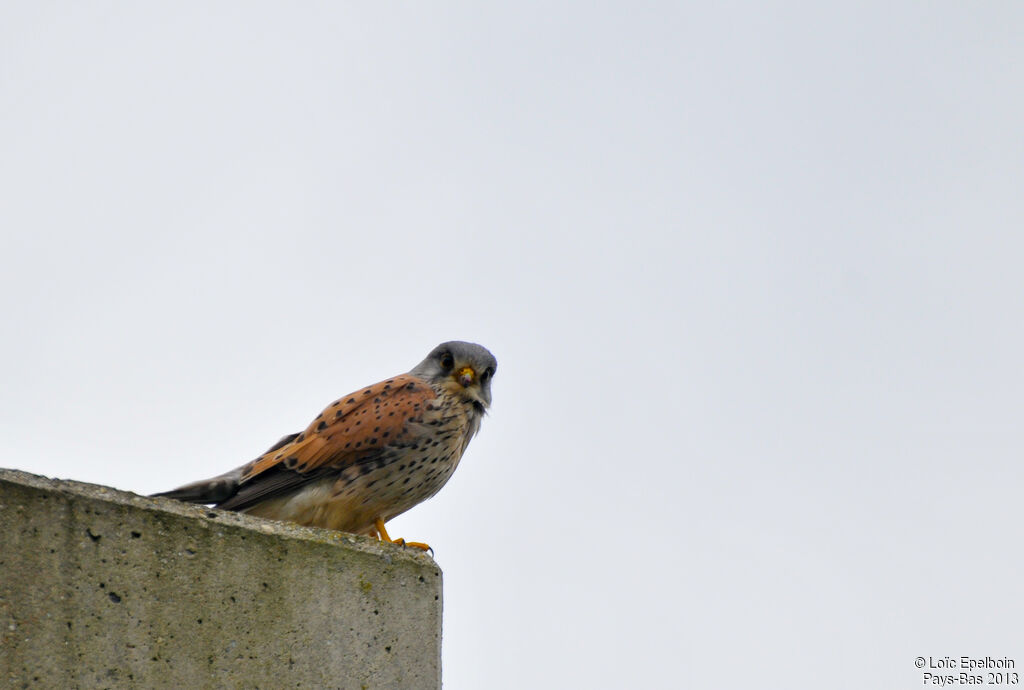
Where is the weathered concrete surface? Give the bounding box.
[0,468,442,689]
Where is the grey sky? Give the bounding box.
[2,3,1022,688]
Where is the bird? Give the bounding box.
[152,341,496,551]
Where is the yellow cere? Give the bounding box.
[457,367,476,385]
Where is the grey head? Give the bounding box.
[409,341,497,408]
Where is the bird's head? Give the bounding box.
[410,341,497,411]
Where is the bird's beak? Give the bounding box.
[457,366,476,387]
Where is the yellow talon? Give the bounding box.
[374,519,432,552]
[398,540,432,551]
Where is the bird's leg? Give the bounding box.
[373,518,431,552]
[373,518,391,542]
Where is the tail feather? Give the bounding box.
[151,471,241,505]
[152,432,302,507]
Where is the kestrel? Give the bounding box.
[153,341,496,550]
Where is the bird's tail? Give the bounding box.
[150,470,241,505]
[151,433,300,506]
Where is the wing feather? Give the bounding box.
[215,374,436,511]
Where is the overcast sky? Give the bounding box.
[2,3,1022,688]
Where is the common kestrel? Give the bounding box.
[153,341,496,550]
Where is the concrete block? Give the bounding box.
[0,468,442,689]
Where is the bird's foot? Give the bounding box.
[374,519,432,553]
[392,538,432,551]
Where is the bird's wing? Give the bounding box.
[215,374,436,511]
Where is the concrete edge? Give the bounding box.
[0,467,438,567]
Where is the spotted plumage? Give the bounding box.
[153,342,496,547]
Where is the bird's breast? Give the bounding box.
[249,391,480,534]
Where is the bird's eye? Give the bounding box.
[439,352,454,370]
[481,367,493,382]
